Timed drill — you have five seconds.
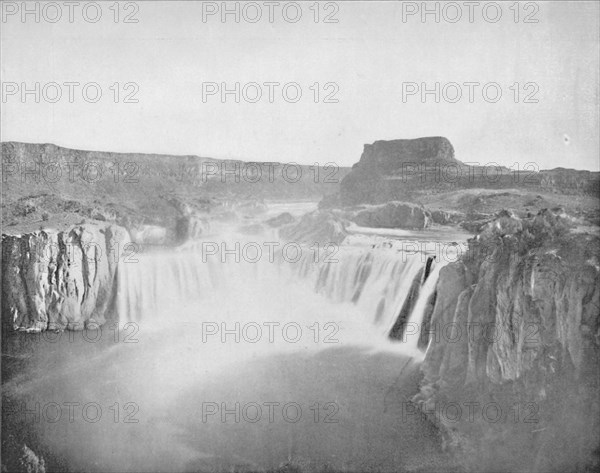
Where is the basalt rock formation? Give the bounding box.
[413,209,600,472]
[1,223,130,332]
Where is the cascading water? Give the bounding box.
[116,232,443,358]
[292,247,431,337]
[402,261,446,352]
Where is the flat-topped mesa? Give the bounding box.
[355,136,458,174]
[336,136,600,207]
[339,137,458,206]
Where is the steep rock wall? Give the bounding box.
[2,223,130,331]
[413,209,600,472]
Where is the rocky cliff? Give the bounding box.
[412,209,600,472]
[2,223,130,332]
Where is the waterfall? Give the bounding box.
[291,246,427,336]
[116,234,441,355]
[402,261,445,352]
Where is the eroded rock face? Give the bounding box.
[414,209,600,472]
[351,201,431,230]
[2,223,130,332]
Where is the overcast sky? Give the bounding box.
[1,1,598,170]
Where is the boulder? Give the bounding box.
[265,212,295,228]
[429,209,465,226]
[352,202,431,230]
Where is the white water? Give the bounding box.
[116,231,441,359]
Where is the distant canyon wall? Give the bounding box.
[1,141,349,206]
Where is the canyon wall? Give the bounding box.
[2,223,130,332]
[414,209,600,472]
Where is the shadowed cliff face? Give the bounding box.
[2,223,130,332]
[414,209,600,472]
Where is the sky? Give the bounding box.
[1,1,599,170]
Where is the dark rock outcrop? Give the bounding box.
[413,209,600,472]
[163,195,209,243]
[429,209,465,226]
[351,201,431,230]
[265,212,295,228]
[2,223,130,332]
